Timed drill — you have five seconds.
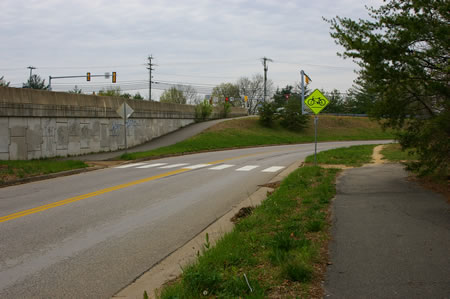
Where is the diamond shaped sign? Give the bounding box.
[116,103,134,119]
[304,89,329,114]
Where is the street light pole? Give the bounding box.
[27,66,36,82]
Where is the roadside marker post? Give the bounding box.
[116,102,134,153]
[304,89,329,166]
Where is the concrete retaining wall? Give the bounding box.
[0,87,247,160]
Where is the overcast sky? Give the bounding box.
[0,0,381,99]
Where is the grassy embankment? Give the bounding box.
[121,115,393,160]
[158,144,377,298]
[0,160,88,185]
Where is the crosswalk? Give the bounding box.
[114,162,285,173]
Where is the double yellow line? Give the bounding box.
[0,169,188,223]
[0,149,286,224]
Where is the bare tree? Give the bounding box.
[237,74,274,114]
[176,85,202,104]
[0,76,10,87]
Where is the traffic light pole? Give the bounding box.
[48,73,116,91]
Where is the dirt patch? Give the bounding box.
[230,206,254,223]
[258,180,281,189]
[371,144,386,164]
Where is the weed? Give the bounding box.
[282,258,314,282]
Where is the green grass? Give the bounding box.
[380,143,418,162]
[158,145,377,298]
[0,160,88,184]
[159,165,337,298]
[305,144,377,166]
[120,116,394,160]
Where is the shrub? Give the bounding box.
[195,100,213,121]
[279,97,308,131]
[258,102,276,127]
[222,102,231,118]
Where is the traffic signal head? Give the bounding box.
[225,97,229,102]
[112,72,117,83]
[86,72,91,81]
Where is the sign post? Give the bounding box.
[304,89,329,166]
[116,102,134,153]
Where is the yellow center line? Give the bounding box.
[1,148,293,224]
[0,169,188,223]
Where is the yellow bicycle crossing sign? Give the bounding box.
[304,89,329,114]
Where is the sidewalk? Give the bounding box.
[325,164,450,298]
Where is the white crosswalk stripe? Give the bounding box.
[159,163,189,169]
[183,164,210,169]
[262,166,285,173]
[136,163,168,169]
[115,163,286,173]
[208,164,234,170]
[114,163,147,169]
[236,165,259,171]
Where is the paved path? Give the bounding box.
[69,117,246,161]
[325,164,450,298]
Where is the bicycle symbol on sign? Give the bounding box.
[307,97,327,107]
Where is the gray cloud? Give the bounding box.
[1,0,383,97]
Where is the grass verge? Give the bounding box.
[0,160,88,184]
[120,116,393,160]
[159,166,337,298]
[380,143,418,162]
[304,144,377,167]
[158,145,375,298]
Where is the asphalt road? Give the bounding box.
[0,141,390,298]
[325,164,450,298]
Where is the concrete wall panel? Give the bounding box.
[0,118,9,153]
[42,136,57,158]
[9,117,27,137]
[56,123,68,150]
[68,136,81,155]
[10,137,27,160]
[80,124,90,149]
[27,118,42,151]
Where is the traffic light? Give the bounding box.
[225,97,229,102]
[86,72,91,81]
[112,72,117,83]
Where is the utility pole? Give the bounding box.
[27,66,36,82]
[147,55,154,101]
[261,57,273,102]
